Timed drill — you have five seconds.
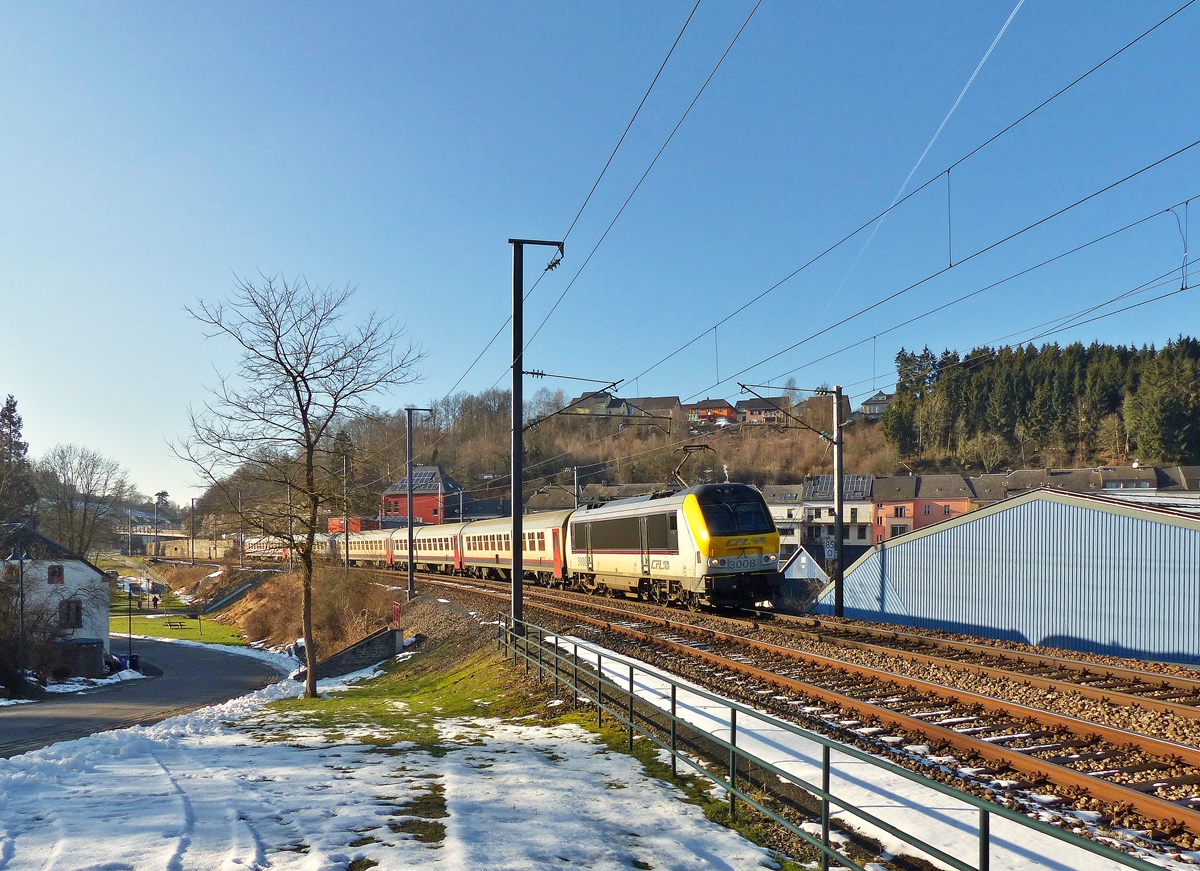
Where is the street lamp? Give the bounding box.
[6,546,29,696]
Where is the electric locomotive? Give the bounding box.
[565,483,780,609]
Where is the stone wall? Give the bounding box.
[309,626,406,681]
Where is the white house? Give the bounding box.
[2,523,111,677]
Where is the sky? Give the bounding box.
[2,1,1198,501]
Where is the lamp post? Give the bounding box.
[6,546,29,695]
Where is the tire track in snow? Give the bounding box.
[146,750,195,871]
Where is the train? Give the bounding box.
[245,482,782,609]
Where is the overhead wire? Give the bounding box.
[506,0,765,380]
[679,135,1200,402]
[336,3,706,480]
[842,261,1200,402]
[439,0,703,402]
[761,197,1191,386]
[625,0,1198,388]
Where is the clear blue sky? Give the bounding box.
[2,1,1198,501]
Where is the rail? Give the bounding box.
[497,614,1168,871]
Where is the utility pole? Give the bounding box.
[343,452,350,574]
[153,498,159,561]
[405,406,433,601]
[832,385,845,618]
[573,466,579,508]
[287,483,294,573]
[190,498,196,566]
[509,238,563,630]
[127,508,133,558]
[238,491,244,569]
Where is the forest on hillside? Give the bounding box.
[880,338,1200,469]
[192,386,896,530]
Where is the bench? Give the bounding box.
[164,620,186,630]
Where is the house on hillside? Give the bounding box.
[0,522,111,678]
[624,396,682,420]
[735,396,791,424]
[380,465,465,526]
[859,391,894,420]
[564,391,628,416]
[683,399,737,425]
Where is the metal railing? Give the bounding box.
[498,614,1166,871]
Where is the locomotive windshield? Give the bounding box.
[694,485,775,536]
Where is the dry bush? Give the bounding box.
[221,567,394,658]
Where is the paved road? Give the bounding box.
[0,638,286,758]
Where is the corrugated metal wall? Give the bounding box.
[815,497,1200,663]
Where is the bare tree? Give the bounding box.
[36,444,130,555]
[177,274,421,698]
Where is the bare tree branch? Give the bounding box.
[175,273,422,698]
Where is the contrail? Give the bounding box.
[822,0,1026,313]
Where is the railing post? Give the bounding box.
[979,808,990,871]
[597,653,603,728]
[536,627,543,682]
[820,744,830,871]
[628,664,635,752]
[729,708,737,820]
[553,633,559,696]
[573,643,579,709]
[670,683,677,778]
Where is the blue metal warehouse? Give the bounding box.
[814,488,1200,664]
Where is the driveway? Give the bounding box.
[0,638,286,758]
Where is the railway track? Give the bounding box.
[373,568,1200,847]
[771,614,1200,722]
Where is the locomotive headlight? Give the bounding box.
[708,557,725,567]
[764,554,777,563]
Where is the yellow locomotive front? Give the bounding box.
[682,483,781,608]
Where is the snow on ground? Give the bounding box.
[43,669,146,694]
[0,658,777,871]
[111,632,297,673]
[552,635,1199,871]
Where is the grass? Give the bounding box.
[110,614,245,646]
[258,638,806,870]
[266,642,531,747]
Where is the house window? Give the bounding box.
[944,505,952,515]
[59,599,84,630]
[432,508,438,517]
[876,502,883,509]
[923,505,931,516]
[876,534,883,543]
[890,525,908,537]
[786,509,794,519]
[850,508,858,523]
[894,506,906,518]
[857,525,867,540]
[876,517,882,526]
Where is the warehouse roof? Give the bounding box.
[847,487,1200,576]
